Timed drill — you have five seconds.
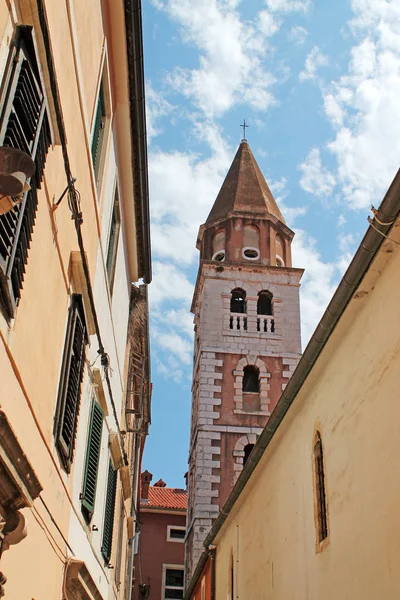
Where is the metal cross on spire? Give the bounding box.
[240,119,249,140]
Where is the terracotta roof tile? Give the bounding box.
[141,486,187,511]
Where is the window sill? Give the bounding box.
[234,409,270,416]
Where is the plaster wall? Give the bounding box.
[213,236,400,599]
[0,0,139,598]
[133,511,186,600]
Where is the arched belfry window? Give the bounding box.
[212,229,226,262]
[257,291,273,316]
[243,444,254,465]
[314,431,328,544]
[230,289,246,314]
[242,366,259,393]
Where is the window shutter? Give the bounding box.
[0,27,51,316]
[101,460,117,563]
[106,187,120,294]
[54,295,87,472]
[81,400,103,521]
[91,82,106,178]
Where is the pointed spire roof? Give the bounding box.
[206,140,285,225]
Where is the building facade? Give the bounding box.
[134,472,187,600]
[0,0,151,598]
[185,172,400,599]
[186,140,303,578]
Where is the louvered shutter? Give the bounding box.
[81,400,103,521]
[0,27,51,316]
[91,82,106,179]
[101,460,117,563]
[54,295,87,472]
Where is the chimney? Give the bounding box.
[154,479,166,487]
[141,470,152,500]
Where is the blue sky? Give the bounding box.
[141,0,400,487]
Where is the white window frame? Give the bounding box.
[166,525,186,543]
[161,564,184,600]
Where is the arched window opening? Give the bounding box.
[314,431,328,543]
[257,291,273,316]
[243,444,254,465]
[230,289,246,314]
[242,366,259,393]
[257,291,275,333]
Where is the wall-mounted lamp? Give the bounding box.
[0,147,35,215]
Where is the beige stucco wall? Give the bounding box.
[0,0,142,598]
[213,230,400,599]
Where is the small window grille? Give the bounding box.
[101,460,117,563]
[314,432,328,543]
[0,27,51,317]
[81,400,104,523]
[54,295,87,473]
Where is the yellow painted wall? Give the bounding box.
[213,234,400,599]
[0,0,126,597]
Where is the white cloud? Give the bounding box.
[292,230,337,345]
[298,148,336,197]
[149,262,194,306]
[146,83,175,142]
[299,45,329,81]
[156,331,193,364]
[302,0,400,210]
[266,0,311,13]
[288,25,308,45]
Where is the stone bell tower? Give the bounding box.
[185,139,304,579]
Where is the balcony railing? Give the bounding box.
[257,315,275,333]
[229,313,247,331]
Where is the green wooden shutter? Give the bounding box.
[91,82,106,178]
[101,460,117,563]
[81,400,103,521]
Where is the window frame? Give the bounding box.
[105,183,121,295]
[161,564,184,600]
[90,61,111,195]
[166,525,186,543]
[54,294,87,473]
[313,430,329,550]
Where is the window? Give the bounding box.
[212,250,225,262]
[243,225,260,260]
[101,460,117,563]
[54,295,87,473]
[0,27,51,317]
[242,365,259,393]
[163,566,184,599]
[201,577,206,600]
[167,526,185,542]
[230,288,246,314]
[106,186,121,294]
[314,431,328,544]
[243,443,254,465]
[91,80,106,181]
[81,400,103,523]
[257,291,273,316]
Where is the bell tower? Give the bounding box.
[185,140,304,579]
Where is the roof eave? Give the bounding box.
[124,0,152,284]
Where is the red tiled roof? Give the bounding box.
[141,486,187,511]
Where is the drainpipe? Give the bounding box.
[210,547,216,600]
